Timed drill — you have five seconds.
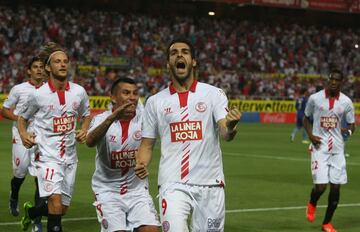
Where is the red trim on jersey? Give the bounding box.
[328,98,335,110]
[28,80,44,89]
[325,89,339,110]
[178,92,189,108]
[57,91,66,105]
[120,120,130,144]
[169,80,198,95]
[48,79,70,105]
[48,79,70,92]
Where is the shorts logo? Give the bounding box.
[133,130,142,141]
[101,219,108,229]
[53,116,75,133]
[44,182,53,192]
[162,221,170,232]
[195,102,207,112]
[320,116,338,129]
[170,121,203,142]
[207,217,221,231]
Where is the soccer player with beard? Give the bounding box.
[2,56,46,231]
[17,42,91,232]
[135,38,241,232]
[304,69,355,232]
[86,77,159,232]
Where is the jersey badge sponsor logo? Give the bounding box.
[110,149,137,169]
[53,116,75,133]
[101,219,108,229]
[44,182,54,192]
[195,102,207,112]
[170,121,202,142]
[320,116,338,129]
[48,105,55,111]
[109,135,116,142]
[164,107,172,115]
[133,130,142,141]
[162,221,170,232]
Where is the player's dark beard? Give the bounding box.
[170,65,192,85]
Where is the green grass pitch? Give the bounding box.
[0,120,359,231]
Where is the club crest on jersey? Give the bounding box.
[320,116,338,129]
[133,130,142,141]
[110,149,137,169]
[170,121,202,142]
[195,102,207,112]
[53,116,75,133]
[72,101,79,110]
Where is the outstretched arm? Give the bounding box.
[134,138,156,179]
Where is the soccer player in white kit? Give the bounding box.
[17,43,91,232]
[1,56,45,230]
[304,69,355,232]
[86,77,159,232]
[135,38,241,232]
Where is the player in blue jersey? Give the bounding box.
[290,88,310,144]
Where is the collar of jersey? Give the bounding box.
[48,79,70,92]
[27,80,44,89]
[324,89,339,100]
[169,80,198,95]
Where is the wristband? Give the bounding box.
[348,129,352,136]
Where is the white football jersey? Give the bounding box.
[19,81,90,164]
[142,80,228,186]
[3,81,43,136]
[305,89,355,154]
[90,110,148,194]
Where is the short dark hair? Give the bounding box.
[111,77,137,94]
[167,38,195,60]
[27,56,42,69]
[329,69,344,80]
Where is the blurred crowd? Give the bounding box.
[0,5,359,100]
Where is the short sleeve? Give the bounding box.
[3,86,19,109]
[304,95,314,117]
[344,101,355,124]
[18,92,39,120]
[213,88,228,122]
[141,96,158,139]
[78,88,90,118]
